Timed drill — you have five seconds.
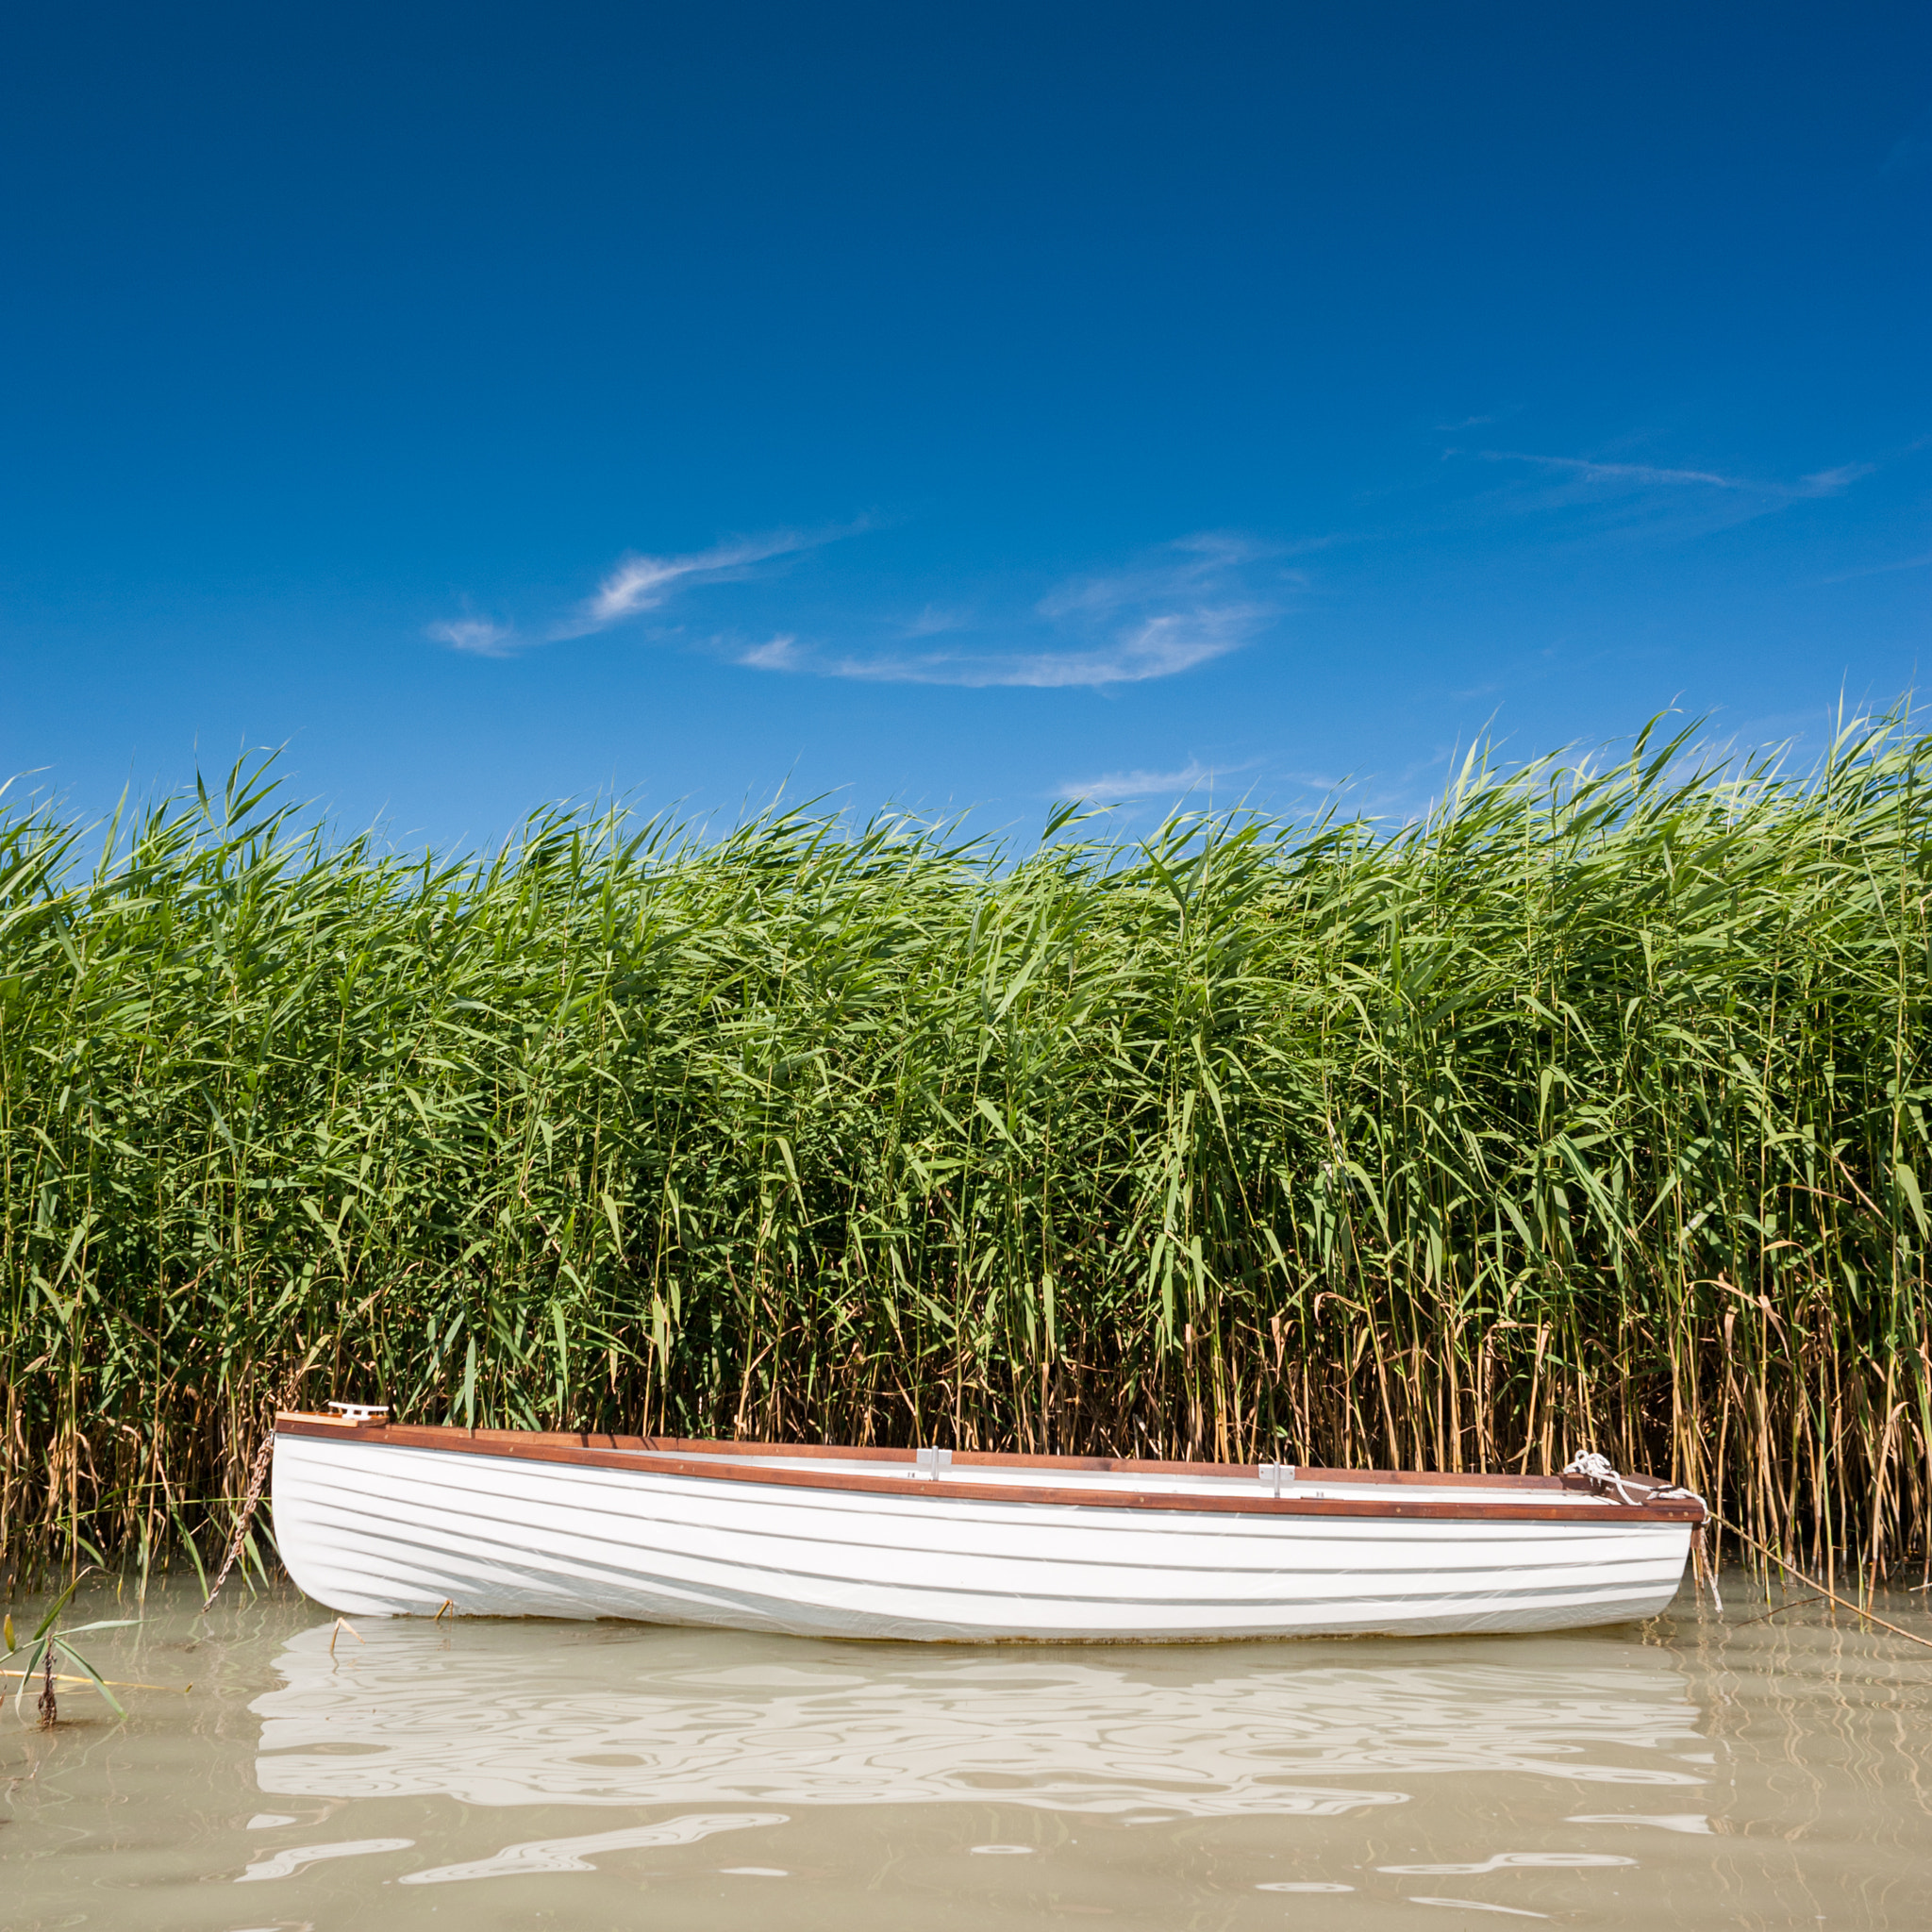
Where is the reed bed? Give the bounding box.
[2,716,1928,1583]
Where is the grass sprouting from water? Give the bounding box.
[2,714,1928,1581]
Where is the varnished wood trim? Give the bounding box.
[630,1432,1588,1489]
[298,1418,1587,1488]
[275,1415,1705,1524]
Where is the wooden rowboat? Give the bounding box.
[271,1411,1707,1641]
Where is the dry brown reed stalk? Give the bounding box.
[0,716,1927,1579]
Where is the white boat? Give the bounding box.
[271,1412,1707,1641]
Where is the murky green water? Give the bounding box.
[5,1574,1930,1928]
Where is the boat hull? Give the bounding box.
[272,1430,1696,1641]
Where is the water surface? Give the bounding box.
[6,1574,1930,1928]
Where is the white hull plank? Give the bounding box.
[273,1433,1695,1641]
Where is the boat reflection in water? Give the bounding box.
[253,1620,1709,1819]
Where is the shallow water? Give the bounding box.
[5,1573,1930,1929]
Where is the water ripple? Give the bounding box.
[253,1623,1706,1818]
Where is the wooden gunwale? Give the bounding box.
[275,1415,1706,1524]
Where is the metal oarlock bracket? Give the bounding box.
[1258,1462,1297,1498]
[914,1446,954,1479]
[326,1402,391,1424]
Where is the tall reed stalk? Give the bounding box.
[2,715,1927,1580]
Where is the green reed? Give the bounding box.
[2,713,1928,1583]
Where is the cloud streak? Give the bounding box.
[1036,532,1280,619]
[425,617,517,657]
[431,523,1286,690]
[1054,758,1218,799]
[1434,442,1881,552]
[734,534,1287,688]
[1819,550,1932,584]
[1472,449,1874,500]
[429,523,859,657]
[737,634,802,670]
[1476,451,1746,490]
[824,605,1265,689]
[559,532,819,639]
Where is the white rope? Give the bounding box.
[1560,1449,1650,1507]
[1563,1450,1721,1610]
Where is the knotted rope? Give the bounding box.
[1563,1450,1721,1609]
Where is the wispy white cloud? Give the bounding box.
[1471,449,1874,500]
[432,524,1284,688]
[1476,450,1747,490]
[1819,550,1932,584]
[736,534,1287,689]
[426,617,517,657]
[1037,533,1282,621]
[428,522,861,657]
[1799,462,1876,494]
[1054,758,1224,800]
[559,531,819,639]
[737,634,801,670]
[903,605,972,638]
[1438,445,1880,555]
[824,606,1265,689]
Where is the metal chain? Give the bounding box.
[37,1644,57,1726]
[201,1427,276,1612]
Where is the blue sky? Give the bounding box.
[4,3,1929,850]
